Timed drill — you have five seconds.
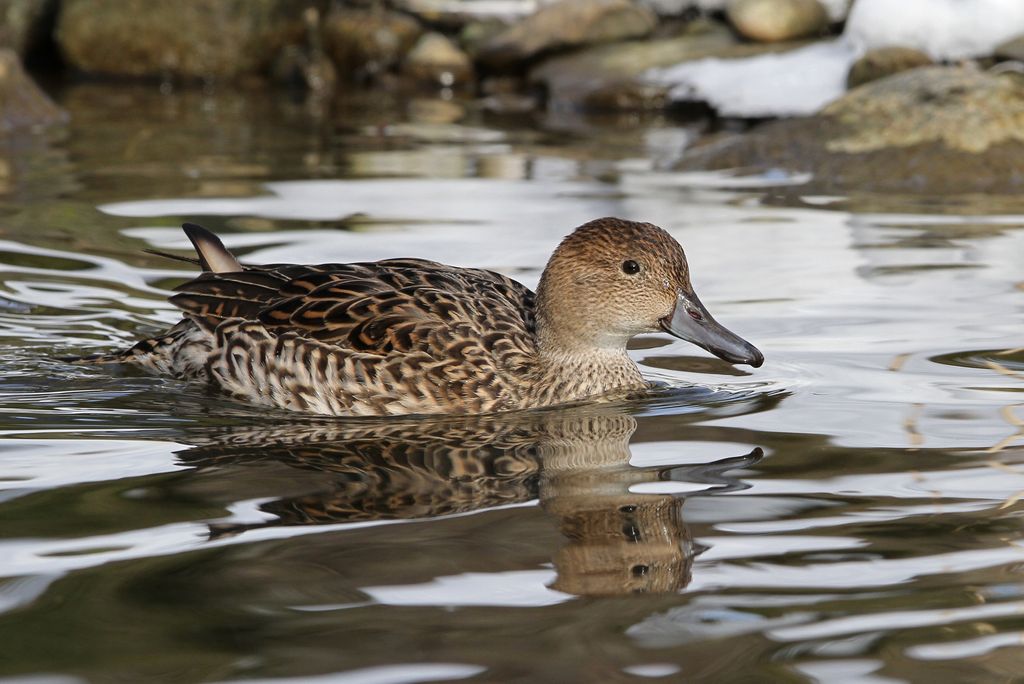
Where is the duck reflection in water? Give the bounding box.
[175,409,763,597]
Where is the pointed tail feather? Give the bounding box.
[182,223,242,273]
[143,248,202,266]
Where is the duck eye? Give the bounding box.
[621,260,641,275]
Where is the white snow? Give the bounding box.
[845,0,1024,61]
[652,39,855,117]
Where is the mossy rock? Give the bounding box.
[846,47,932,89]
[676,66,1024,194]
[477,0,656,69]
[322,7,423,80]
[56,0,305,80]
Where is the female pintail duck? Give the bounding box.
[81,218,762,416]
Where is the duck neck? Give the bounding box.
[532,314,646,403]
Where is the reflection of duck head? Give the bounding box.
[175,407,761,596]
[538,415,690,596]
[536,414,761,596]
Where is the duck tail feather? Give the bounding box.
[182,223,243,273]
[142,248,202,266]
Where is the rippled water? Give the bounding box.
[2,83,1024,682]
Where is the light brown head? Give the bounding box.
[535,218,762,367]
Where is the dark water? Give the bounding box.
[1,83,1024,683]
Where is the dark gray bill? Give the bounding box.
[659,291,764,368]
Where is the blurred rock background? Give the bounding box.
[2,0,1024,193]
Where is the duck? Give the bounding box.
[79,218,762,416]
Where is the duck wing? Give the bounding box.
[170,259,538,360]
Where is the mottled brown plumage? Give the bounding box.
[79,218,762,416]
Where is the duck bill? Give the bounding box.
[660,291,764,368]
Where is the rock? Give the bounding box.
[822,66,1024,153]
[403,32,474,86]
[675,66,1024,194]
[531,20,817,112]
[0,0,56,58]
[0,49,66,132]
[56,0,305,80]
[995,34,1024,62]
[847,47,931,89]
[643,0,728,13]
[322,7,423,80]
[394,0,538,27]
[270,7,336,96]
[641,0,848,20]
[460,18,510,57]
[638,0,718,15]
[726,0,828,42]
[477,0,656,69]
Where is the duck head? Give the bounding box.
[535,218,763,367]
